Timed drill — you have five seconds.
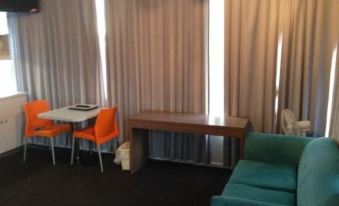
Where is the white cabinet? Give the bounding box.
[0,93,26,154]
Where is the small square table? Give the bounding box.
[38,105,100,123]
[38,105,100,163]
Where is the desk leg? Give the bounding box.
[130,128,149,174]
[239,137,245,160]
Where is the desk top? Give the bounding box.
[38,105,100,123]
[129,111,249,173]
[129,111,248,130]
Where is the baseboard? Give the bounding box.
[149,157,233,170]
[210,161,224,167]
[0,146,23,159]
[25,142,114,154]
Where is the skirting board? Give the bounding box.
[0,146,23,159]
[149,157,233,170]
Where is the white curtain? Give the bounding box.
[278,0,339,136]
[329,45,339,143]
[7,0,107,150]
[105,0,209,163]
[224,0,289,166]
[225,0,339,136]
[224,0,339,165]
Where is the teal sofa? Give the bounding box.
[211,132,339,206]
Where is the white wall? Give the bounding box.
[0,92,26,154]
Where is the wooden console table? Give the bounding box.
[128,111,249,174]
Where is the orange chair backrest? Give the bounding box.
[24,100,53,136]
[94,107,119,139]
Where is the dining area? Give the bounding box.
[22,100,120,172]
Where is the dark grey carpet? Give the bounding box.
[0,146,230,206]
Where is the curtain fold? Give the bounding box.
[105,0,209,163]
[7,0,106,150]
[224,0,339,165]
[329,43,339,143]
[278,0,339,136]
[224,0,288,166]
[225,0,288,133]
[328,1,339,142]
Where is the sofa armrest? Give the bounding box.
[244,132,313,166]
[211,196,284,206]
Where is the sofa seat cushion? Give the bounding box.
[222,183,295,206]
[229,160,297,192]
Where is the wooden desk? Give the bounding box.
[129,111,249,174]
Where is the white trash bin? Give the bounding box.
[114,141,130,171]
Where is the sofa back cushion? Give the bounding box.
[298,138,339,206]
[245,132,313,167]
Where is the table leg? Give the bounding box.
[71,122,97,166]
[130,128,149,174]
[70,122,81,165]
[74,138,81,164]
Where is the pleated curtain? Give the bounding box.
[7,0,106,150]
[225,0,339,136]
[329,2,339,143]
[224,0,289,166]
[225,0,288,133]
[330,47,339,143]
[224,0,339,164]
[105,0,209,163]
[278,0,339,136]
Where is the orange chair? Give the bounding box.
[23,100,71,165]
[71,107,120,172]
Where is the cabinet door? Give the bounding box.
[0,115,16,154]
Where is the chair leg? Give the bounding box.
[50,138,56,166]
[116,138,120,148]
[70,136,75,165]
[89,141,94,156]
[23,138,28,162]
[97,144,104,173]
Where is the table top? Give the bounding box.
[129,111,249,129]
[38,105,100,122]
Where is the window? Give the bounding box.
[208,0,224,116]
[208,0,225,166]
[95,0,108,102]
[0,12,17,98]
[274,34,283,128]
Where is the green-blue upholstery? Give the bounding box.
[229,160,297,193]
[222,183,295,206]
[297,138,339,206]
[211,132,339,206]
[244,132,312,167]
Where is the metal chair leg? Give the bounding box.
[70,136,75,165]
[23,138,28,162]
[97,144,104,172]
[50,138,56,166]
